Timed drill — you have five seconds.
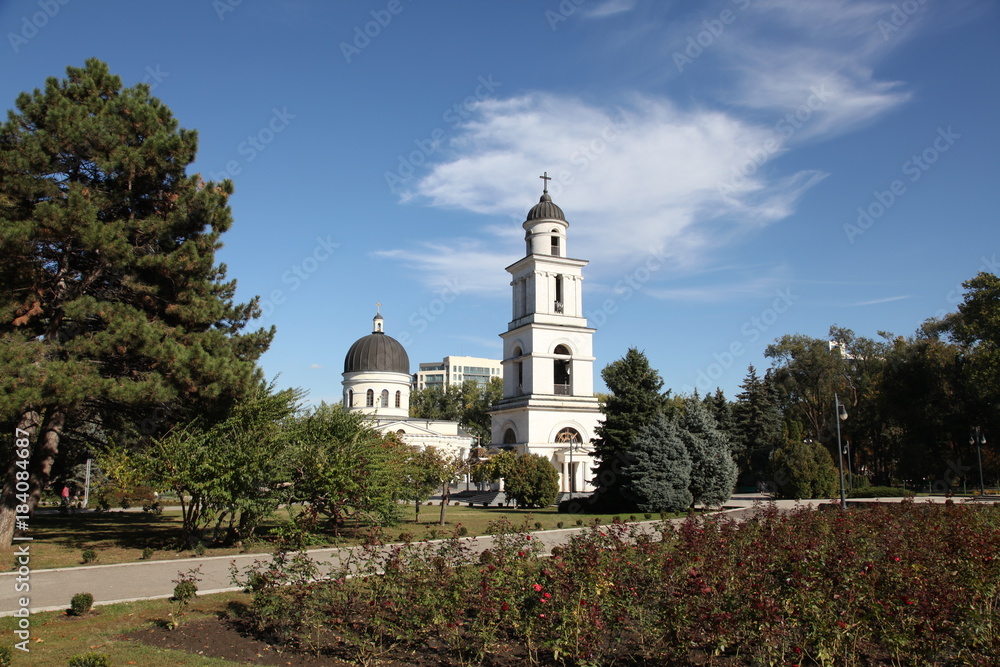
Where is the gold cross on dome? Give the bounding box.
[376,301,382,315]
[539,172,551,194]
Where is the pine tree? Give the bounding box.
[680,397,737,507]
[731,365,784,488]
[0,59,273,547]
[590,348,669,510]
[622,414,692,513]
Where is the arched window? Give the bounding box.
[513,346,524,394]
[503,428,517,445]
[554,345,571,395]
[395,390,402,408]
[347,389,354,407]
[381,389,389,407]
[556,427,581,444]
[366,389,374,407]
[551,229,560,256]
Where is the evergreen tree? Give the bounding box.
[590,348,669,509]
[731,365,784,488]
[703,388,735,437]
[622,414,692,513]
[680,397,737,507]
[0,60,273,546]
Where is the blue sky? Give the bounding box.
[3,0,998,404]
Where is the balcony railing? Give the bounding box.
[554,383,571,396]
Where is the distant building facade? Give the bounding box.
[413,356,502,390]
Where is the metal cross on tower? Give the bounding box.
[539,172,551,194]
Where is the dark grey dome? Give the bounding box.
[344,332,410,374]
[526,192,566,222]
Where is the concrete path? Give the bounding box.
[2,493,989,616]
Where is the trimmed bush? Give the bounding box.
[80,548,96,564]
[68,653,111,667]
[70,593,93,616]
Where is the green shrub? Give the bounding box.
[68,652,111,667]
[768,440,839,499]
[533,521,542,530]
[848,486,916,498]
[557,521,564,529]
[139,547,154,560]
[70,592,93,616]
[575,518,583,526]
[643,513,652,520]
[193,542,206,557]
[0,644,11,667]
[81,548,96,564]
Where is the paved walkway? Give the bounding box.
[2,493,990,616]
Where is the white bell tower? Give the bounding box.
[490,173,602,494]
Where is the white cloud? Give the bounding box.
[382,1,919,298]
[851,295,912,306]
[585,0,638,19]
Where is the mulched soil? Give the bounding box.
[123,615,539,666]
[122,614,760,666]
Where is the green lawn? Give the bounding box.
[9,503,677,571]
[0,593,248,666]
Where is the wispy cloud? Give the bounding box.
[851,295,912,306]
[585,0,637,19]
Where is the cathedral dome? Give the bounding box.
[344,332,410,374]
[526,192,566,222]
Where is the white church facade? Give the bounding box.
[342,308,477,457]
[489,176,602,494]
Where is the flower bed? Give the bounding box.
[233,504,1000,665]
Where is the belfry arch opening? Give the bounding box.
[554,344,571,395]
[513,346,524,394]
[551,228,560,256]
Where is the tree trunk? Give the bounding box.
[0,409,43,549]
[438,482,449,526]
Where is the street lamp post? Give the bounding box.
[844,440,853,490]
[835,393,849,509]
[971,427,987,496]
